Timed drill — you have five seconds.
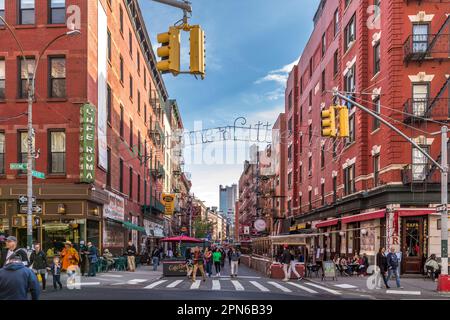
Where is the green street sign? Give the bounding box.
[10,163,28,170]
[32,170,45,179]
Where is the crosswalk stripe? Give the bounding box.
[212,280,221,290]
[101,274,123,278]
[305,282,341,295]
[249,281,270,292]
[190,280,201,289]
[267,281,292,293]
[285,282,318,294]
[144,280,167,289]
[334,284,357,289]
[231,280,245,291]
[386,290,421,295]
[166,280,183,288]
[127,279,148,284]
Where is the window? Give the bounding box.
[374,41,380,75]
[119,158,124,192]
[321,69,326,92]
[49,57,66,98]
[49,130,65,173]
[373,154,380,187]
[137,52,140,74]
[19,131,35,173]
[288,91,292,110]
[309,57,313,77]
[321,145,325,168]
[308,124,312,143]
[334,9,339,36]
[333,139,337,159]
[144,69,147,89]
[308,156,312,175]
[344,64,356,95]
[137,174,141,203]
[308,190,312,211]
[321,33,326,57]
[120,105,124,138]
[374,0,380,18]
[19,0,35,25]
[129,167,133,199]
[332,176,337,202]
[0,132,4,174]
[299,195,302,213]
[107,85,112,124]
[107,147,111,188]
[129,76,133,99]
[0,59,5,100]
[412,146,429,181]
[300,76,303,95]
[107,30,112,62]
[129,30,133,56]
[412,24,429,53]
[137,130,141,158]
[344,164,355,195]
[129,119,133,148]
[49,0,65,24]
[137,90,141,114]
[288,117,293,132]
[344,14,356,52]
[288,145,293,162]
[333,51,339,76]
[321,183,325,205]
[346,113,355,144]
[0,0,5,26]
[287,200,292,215]
[299,106,303,123]
[373,97,380,130]
[299,136,303,154]
[144,104,147,124]
[119,56,124,83]
[309,90,312,106]
[412,83,429,117]
[119,6,124,34]
[345,0,352,8]
[288,172,292,189]
[19,58,35,98]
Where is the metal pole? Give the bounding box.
[441,126,448,276]
[26,76,34,250]
[152,0,192,12]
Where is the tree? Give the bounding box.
[193,217,216,239]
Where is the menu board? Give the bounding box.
[322,260,337,281]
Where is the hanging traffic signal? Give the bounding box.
[156,26,180,75]
[321,106,336,137]
[189,25,205,78]
[338,106,350,138]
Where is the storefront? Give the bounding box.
[142,218,165,255]
[103,191,126,255]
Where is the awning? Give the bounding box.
[315,218,339,228]
[341,209,386,224]
[396,208,436,217]
[123,221,146,233]
[105,217,124,224]
[270,235,308,245]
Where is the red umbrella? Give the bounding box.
[161,235,204,243]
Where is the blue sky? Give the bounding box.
[140,0,319,207]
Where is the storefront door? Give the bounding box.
[401,217,425,274]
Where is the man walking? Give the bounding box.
[0,254,40,300]
[126,240,137,272]
[30,243,47,291]
[151,247,160,271]
[281,244,298,281]
[230,247,241,278]
[87,242,99,277]
[0,236,29,268]
[386,247,403,289]
[79,240,89,277]
[192,247,206,282]
[288,248,302,280]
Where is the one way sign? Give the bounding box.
[20,205,42,214]
[18,196,36,205]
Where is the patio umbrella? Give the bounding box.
[160,235,203,243]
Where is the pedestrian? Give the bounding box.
[48,256,63,290]
[376,247,390,289]
[386,247,403,289]
[60,241,80,272]
[424,254,441,281]
[30,243,48,291]
[126,240,137,272]
[219,247,226,269]
[192,247,206,282]
[281,244,294,281]
[87,241,99,277]
[79,240,89,277]
[0,254,40,300]
[288,248,303,280]
[213,248,222,277]
[151,246,160,272]
[204,247,213,277]
[185,248,193,279]
[227,247,232,266]
[0,236,29,268]
[103,249,115,271]
[230,247,241,278]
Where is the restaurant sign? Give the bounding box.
[162,193,175,216]
[80,104,96,183]
[103,191,125,221]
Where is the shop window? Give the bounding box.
[49,56,66,98]
[43,220,86,255]
[19,0,35,25]
[19,57,35,99]
[49,0,65,24]
[87,220,100,247]
[405,220,421,257]
[49,130,66,174]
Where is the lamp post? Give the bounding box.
[1,16,80,249]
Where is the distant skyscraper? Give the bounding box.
[219,184,237,218]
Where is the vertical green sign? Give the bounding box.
[80,104,96,183]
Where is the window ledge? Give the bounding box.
[45,24,67,28]
[343,41,356,58]
[343,141,356,151]
[47,98,68,103]
[0,100,5,104]
[15,25,37,30]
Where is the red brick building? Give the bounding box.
[0,0,179,255]
[281,0,449,273]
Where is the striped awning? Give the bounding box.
[315,218,339,228]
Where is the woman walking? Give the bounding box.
[213,248,222,277]
[204,247,213,277]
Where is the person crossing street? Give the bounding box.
[30,243,47,291]
[386,247,403,289]
[87,242,99,277]
[0,254,40,300]
[229,247,241,278]
[126,241,137,272]
[192,247,206,282]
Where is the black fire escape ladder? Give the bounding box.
[425,153,442,182]
[426,76,450,116]
[418,15,450,63]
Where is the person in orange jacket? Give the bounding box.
[60,241,80,271]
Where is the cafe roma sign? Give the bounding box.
[80,104,96,183]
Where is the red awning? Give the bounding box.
[341,210,386,224]
[396,208,436,217]
[316,218,339,228]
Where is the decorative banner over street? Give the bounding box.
[80,103,96,183]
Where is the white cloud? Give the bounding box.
[255,56,300,85]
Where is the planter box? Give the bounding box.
[270,263,305,279]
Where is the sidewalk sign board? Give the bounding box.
[322,260,337,281]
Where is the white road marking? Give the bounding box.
[229,276,261,279]
[386,290,421,295]
[190,280,201,289]
[166,280,184,288]
[285,282,318,294]
[267,281,292,293]
[334,284,358,289]
[231,280,245,291]
[212,280,221,290]
[77,282,101,286]
[305,282,342,295]
[100,274,123,278]
[249,281,270,292]
[127,279,148,284]
[144,280,167,289]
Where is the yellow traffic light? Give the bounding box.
[321,106,336,137]
[156,26,180,74]
[339,106,350,138]
[189,25,205,78]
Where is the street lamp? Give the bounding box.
[1,16,80,250]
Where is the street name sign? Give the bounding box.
[32,170,45,179]
[10,163,28,170]
[18,196,36,205]
[20,205,42,214]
